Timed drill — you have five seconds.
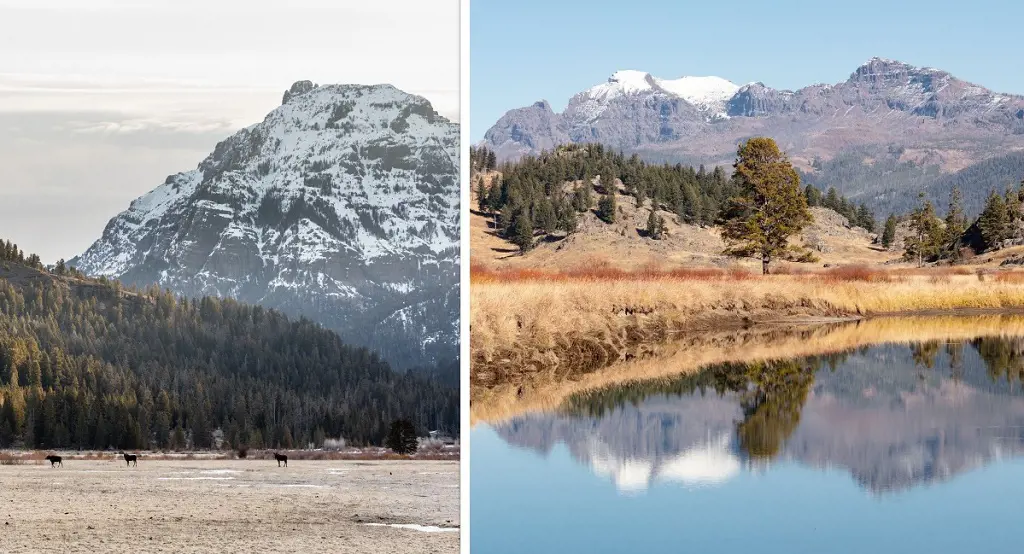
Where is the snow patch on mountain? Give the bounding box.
[653,75,739,116]
[577,70,740,122]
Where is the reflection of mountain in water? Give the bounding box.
[493,338,1024,494]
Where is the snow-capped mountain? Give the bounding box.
[72,80,459,370]
[570,69,740,124]
[481,58,1024,213]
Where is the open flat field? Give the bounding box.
[0,456,458,553]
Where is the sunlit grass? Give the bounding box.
[470,313,1024,424]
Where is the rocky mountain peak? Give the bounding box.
[848,57,950,90]
[282,79,318,104]
[72,82,460,370]
[532,100,555,111]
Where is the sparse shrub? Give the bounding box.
[0,453,25,465]
[820,265,891,283]
[237,447,248,459]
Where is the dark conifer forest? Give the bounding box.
[470,143,876,245]
[0,239,458,451]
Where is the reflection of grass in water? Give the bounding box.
[473,314,1024,425]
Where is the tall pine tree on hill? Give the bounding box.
[721,138,814,274]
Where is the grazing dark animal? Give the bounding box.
[44,455,62,468]
[123,453,137,467]
[273,452,287,467]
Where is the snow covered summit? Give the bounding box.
[72,80,460,370]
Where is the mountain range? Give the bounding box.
[71,80,459,371]
[480,58,1024,215]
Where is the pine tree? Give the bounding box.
[678,184,700,224]
[476,178,488,214]
[486,150,497,171]
[1006,184,1022,224]
[486,178,503,213]
[804,185,822,207]
[597,192,617,224]
[509,209,534,253]
[385,419,418,455]
[556,196,579,235]
[721,138,814,274]
[904,193,944,266]
[855,204,876,232]
[824,187,840,211]
[944,186,967,261]
[881,214,898,249]
[979,189,1011,251]
[533,199,557,235]
[646,210,666,240]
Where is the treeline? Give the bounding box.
[900,181,1024,264]
[798,148,1024,219]
[469,145,497,173]
[2,239,83,278]
[474,143,876,252]
[1,240,42,271]
[0,248,458,451]
[918,151,1024,218]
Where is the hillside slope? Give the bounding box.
[1,250,457,450]
[471,174,893,272]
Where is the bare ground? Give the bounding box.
[0,457,458,553]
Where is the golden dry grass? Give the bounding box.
[471,313,1024,424]
[471,267,1024,360]
[471,266,1024,424]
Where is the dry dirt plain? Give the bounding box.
[0,456,458,553]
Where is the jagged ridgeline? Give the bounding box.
[0,240,458,450]
[471,143,875,247]
[480,59,1024,217]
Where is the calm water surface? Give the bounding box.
[472,337,1024,553]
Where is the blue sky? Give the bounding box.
[470,0,1024,140]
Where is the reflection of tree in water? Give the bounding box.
[947,342,964,382]
[559,363,750,419]
[973,336,1024,390]
[558,336,1024,465]
[736,360,816,459]
[911,340,941,370]
[561,358,818,461]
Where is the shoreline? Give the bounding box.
[470,275,1024,423]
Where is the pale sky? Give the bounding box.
[0,0,460,263]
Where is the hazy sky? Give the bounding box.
[0,0,460,263]
[471,0,1024,140]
